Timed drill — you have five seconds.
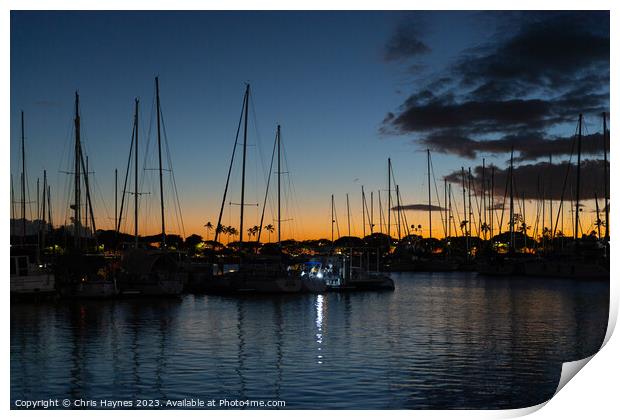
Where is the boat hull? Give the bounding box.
[523,259,609,280]
[59,279,118,299]
[11,273,56,296]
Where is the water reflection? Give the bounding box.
[315,295,324,364]
[11,273,608,409]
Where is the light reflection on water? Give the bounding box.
[11,272,609,409]
[316,294,324,364]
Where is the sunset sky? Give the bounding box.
[10,11,610,240]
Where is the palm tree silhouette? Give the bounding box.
[204,221,213,241]
[228,227,239,242]
[247,225,259,239]
[480,222,490,239]
[264,224,275,242]
[460,220,468,236]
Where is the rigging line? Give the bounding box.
[398,187,411,237]
[281,138,303,239]
[117,115,135,233]
[214,88,247,245]
[498,165,510,234]
[471,175,482,237]
[553,119,579,238]
[139,91,156,196]
[450,186,460,236]
[256,129,278,244]
[363,188,372,233]
[138,93,157,234]
[450,184,463,236]
[159,104,186,238]
[249,91,269,199]
[429,154,447,238]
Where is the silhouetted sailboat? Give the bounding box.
[55,92,118,298]
[10,111,56,297]
[206,85,321,294]
[522,114,608,280]
[117,79,185,296]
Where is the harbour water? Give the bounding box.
[11,272,609,409]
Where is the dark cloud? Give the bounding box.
[392,204,446,212]
[444,159,608,201]
[420,130,608,162]
[456,13,609,99]
[384,24,430,61]
[382,11,610,161]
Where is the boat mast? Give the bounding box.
[370,191,374,234]
[239,84,250,244]
[603,112,609,241]
[396,185,401,239]
[509,147,515,253]
[362,186,366,238]
[36,178,39,222]
[75,96,97,243]
[427,149,432,239]
[42,170,47,251]
[574,114,582,241]
[482,158,486,239]
[85,157,89,233]
[541,173,545,249]
[346,193,351,236]
[73,94,82,248]
[47,185,52,230]
[331,194,335,242]
[444,178,448,239]
[134,98,139,246]
[490,166,495,239]
[549,154,553,242]
[468,167,473,241]
[277,124,281,245]
[522,192,526,249]
[21,111,26,244]
[448,183,452,238]
[213,87,246,246]
[378,190,383,234]
[387,158,391,243]
[595,192,601,239]
[114,168,118,237]
[461,167,468,254]
[155,77,166,248]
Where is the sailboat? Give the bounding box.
[522,114,609,280]
[55,92,118,298]
[476,147,530,276]
[10,111,56,297]
[205,85,321,294]
[117,79,185,296]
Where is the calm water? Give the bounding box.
[11,272,609,409]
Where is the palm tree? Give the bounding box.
[222,226,233,244]
[247,225,259,240]
[460,220,468,236]
[480,222,490,239]
[228,227,239,242]
[204,221,213,241]
[520,220,530,249]
[264,224,274,242]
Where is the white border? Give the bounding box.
[4,2,617,419]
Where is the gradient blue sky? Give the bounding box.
[10,11,606,239]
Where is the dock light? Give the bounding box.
[317,272,323,279]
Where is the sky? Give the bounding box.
[10,11,610,240]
